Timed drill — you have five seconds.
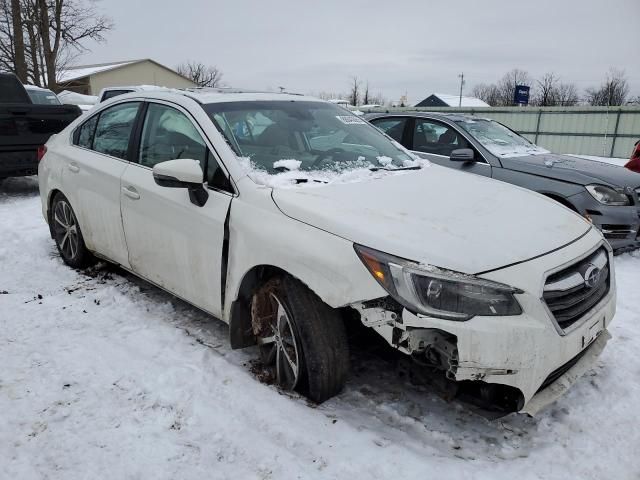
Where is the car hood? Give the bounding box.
[271,165,592,274]
[500,154,640,188]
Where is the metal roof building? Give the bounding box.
[415,93,490,108]
[56,59,196,95]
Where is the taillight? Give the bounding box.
[37,145,47,162]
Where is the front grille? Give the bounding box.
[543,247,610,331]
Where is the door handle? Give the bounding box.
[122,186,140,200]
[68,163,79,173]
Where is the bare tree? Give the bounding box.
[362,81,370,105]
[368,92,386,106]
[585,69,629,106]
[176,61,223,87]
[471,83,501,106]
[532,72,558,106]
[496,69,531,106]
[0,0,112,88]
[555,82,579,106]
[10,0,26,81]
[348,76,361,106]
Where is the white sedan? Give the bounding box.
[38,90,615,414]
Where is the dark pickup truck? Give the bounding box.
[1,73,81,180]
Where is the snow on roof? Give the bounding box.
[423,93,490,108]
[57,60,139,83]
[57,90,98,105]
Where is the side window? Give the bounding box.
[412,119,466,157]
[93,102,140,159]
[139,103,207,168]
[75,115,99,149]
[371,117,407,144]
[139,103,233,193]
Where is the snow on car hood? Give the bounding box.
[271,164,591,274]
[500,154,640,188]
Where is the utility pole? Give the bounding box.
[458,73,465,107]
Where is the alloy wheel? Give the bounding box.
[53,200,80,261]
[255,293,301,390]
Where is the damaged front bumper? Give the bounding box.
[354,236,616,416]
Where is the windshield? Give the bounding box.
[26,89,61,105]
[203,101,415,176]
[455,118,548,157]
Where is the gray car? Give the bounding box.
[366,112,640,253]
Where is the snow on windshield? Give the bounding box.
[239,156,428,189]
[456,118,549,158]
[204,100,418,175]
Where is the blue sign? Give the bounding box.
[514,85,530,106]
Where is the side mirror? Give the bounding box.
[450,148,475,162]
[153,159,209,207]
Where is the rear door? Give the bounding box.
[62,101,142,267]
[120,101,234,317]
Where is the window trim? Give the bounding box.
[370,116,412,146]
[130,99,237,197]
[71,101,143,162]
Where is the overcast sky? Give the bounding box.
[82,0,639,104]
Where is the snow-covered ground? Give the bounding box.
[1,176,639,480]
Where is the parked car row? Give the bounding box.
[366,112,640,253]
[37,89,619,416]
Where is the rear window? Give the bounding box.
[0,74,31,103]
[101,90,134,101]
[26,89,61,105]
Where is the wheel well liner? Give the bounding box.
[229,265,295,349]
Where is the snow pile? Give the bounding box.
[1,177,640,479]
[273,159,302,171]
[376,155,393,166]
[486,144,550,158]
[238,156,428,189]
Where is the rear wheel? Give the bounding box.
[50,193,94,268]
[251,276,349,403]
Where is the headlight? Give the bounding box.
[586,184,630,206]
[354,245,522,321]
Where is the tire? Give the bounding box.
[250,276,349,403]
[50,192,95,268]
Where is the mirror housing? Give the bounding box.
[153,159,209,207]
[450,148,475,162]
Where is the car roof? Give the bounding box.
[364,111,490,122]
[119,87,324,105]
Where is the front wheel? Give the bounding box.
[251,276,349,403]
[50,193,94,268]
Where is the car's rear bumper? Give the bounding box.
[0,148,38,178]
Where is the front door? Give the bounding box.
[410,118,492,177]
[120,101,233,317]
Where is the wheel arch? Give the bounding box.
[539,192,578,212]
[46,189,64,237]
[228,264,311,349]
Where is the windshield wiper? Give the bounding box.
[369,165,422,172]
